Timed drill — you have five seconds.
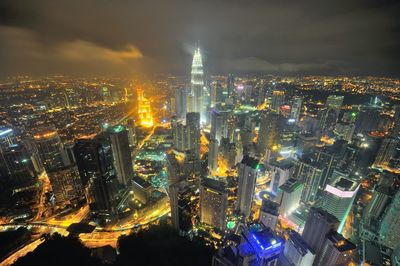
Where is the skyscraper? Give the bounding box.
[236,156,259,218]
[379,191,400,249]
[169,180,193,234]
[318,176,360,233]
[109,125,133,185]
[186,112,200,159]
[226,74,235,99]
[47,165,83,205]
[374,136,399,167]
[189,47,206,123]
[278,178,304,217]
[199,178,227,230]
[319,95,344,133]
[302,207,339,257]
[34,128,65,171]
[317,231,356,266]
[270,90,285,113]
[290,97,303,122]
[257,111,282,155]
[175,88,188,119]
[208,138,219,172]
[259,199,280,230]
[268,159,294,195]
[126,119,137,150]
[282,230,315,266]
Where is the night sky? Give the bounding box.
[1,0,399,77]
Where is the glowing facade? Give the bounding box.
[137,88,154,127]
[189,47,206,124]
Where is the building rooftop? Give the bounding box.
[201,177,227,192]
[287,230,314,256]
[241,155,259,169]
[326,231,356,252]
[279,178,303,193]
[260,199,280,216]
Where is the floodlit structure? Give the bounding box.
[137,88,154,127]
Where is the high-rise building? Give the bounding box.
[34,128,65,171]
[137,88,154,128]
[199,178,228,230]
[47,165,83,205]
[210,105,231,142]
[257,111,282,154]
[73,139,117,217]
[290,97,303,122]
[325,95,344,109]
[186,112,200,159]
[270,90,285,113]
[278,178,303,217]
[208,138,219,172]
[318,95,344,133]
[317,231,356,266]
[334,122,355,143]
[189,47,206,123]
[175,88,188,119]
[379,191,400,249]
[236,156,259,218]
[318,176,360,233]
[282,230,315,266]
[302,207,339,257]
[169,180,193,235]
[268,159,294,196]
[213,223,283,266]
[374,136,399,167]
[259,199,280,230]
[0,127,17,149]
[126,119,137,150]
[109,125,133,185]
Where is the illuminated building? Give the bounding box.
[126,119,137,150]
[318,175,360,233]
[200,177,227,230]
[268,159,294,196]
[282,230,315,266]
[295,133,317,157]
[208,138,219,172]
[169,180,193,235]
[374,136,399,167]
[293,159,325,204]
[0,127,17,149]
[317,231,356,266]
[132,176,153,204]
[334,122,355,143]
[186,112,201,159]
[259,199,280,230]
[318,95,344,133]
[171,116,186,152]
[354,105,381,134]
[47,165,83,205]
[270,90,285,113]
[290,97,302,122]
[137,88,154,128]
[227,74,235,99]
[174,88,188,119]
[278,178,303,217]
[109,125,133,185]
[189,47,206,123]
[1,143,37,189]
[236,156,259,218]
[73,138,118,218]
[257,111,282,155]
[34,128,65,171]
[379,191,400,249]
[211,104,232,142]
[302,207,339,258]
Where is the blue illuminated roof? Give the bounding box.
[0,128,13,137]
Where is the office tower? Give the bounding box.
[213,223,283,266]
[334,122,355,143]
[211,83,225,107]
[169,180,193,234]
[186,112,200,159]
[0,127,17,149]
[268,159,294,195]
[132,176,153,204]
[374,136,399,166]
[227,74,235,99]
[379,191,400,249]
[236,156,259,218]
[319,95,344,133]
[63,142,76,166]
[189,47,206,123]
[259,199,280,230]
[290,97,303,122]
[175,88,188,119]
[318,176,360,233]
[302,207,339,256]
[270,90,285,113]
[126,119,137,149]
[34,128,65,171]
[293,159,325,204]
[210,105,231,142]
[171,116,186,152]
[109,125,133,185]
[354,105,381,134]
[317,232,356,266]
[199,178,228,230]
[1,143,37,188]
[243,85,253,103]
[257,111,282,154]
[73,139,117,216]
[295,134,317,158]
[278,178,303,217]
[282,230,315,266]
[314,143,344,190]
[392,105,400,137]
[208,138,219,172]
[47,165,83,205]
